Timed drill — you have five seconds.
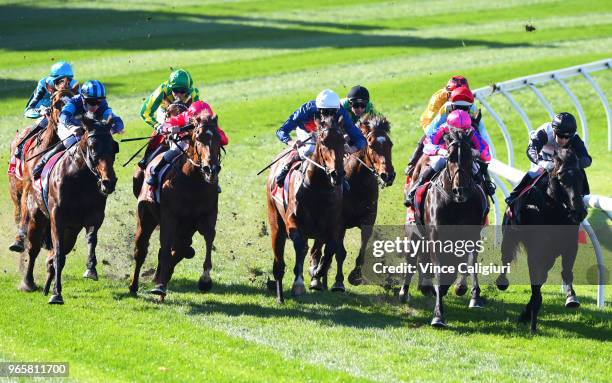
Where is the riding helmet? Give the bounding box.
[50,61,74,80]
[551,112,577,136]
[446,110,472,130]
[347,85,370,103]
[169,69,193,92]
[81,80,106,99]
[450,86,474,106]
[315,89,341,109]
[446,75,469,91]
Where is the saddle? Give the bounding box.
[271,160,301,209]
[140,154,182,204]
[7,136,37,180]
[34,150,68,211]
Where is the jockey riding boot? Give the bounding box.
[32,141,66,180]
[479,162,497,196]
[14,121,46,160]
[404,165,435,208]
[275,152,300,187]
[146,156,170,187]
[138,145,164,170]
[505,173,534,206]
[404,135,425,177]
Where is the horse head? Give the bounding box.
[49,89,73,125]
[81,115,119,195]
[358,114,395,187]
[313,113,345,187]
[549,147,587,223]
[189,111,221,184]
[443,128,474,203]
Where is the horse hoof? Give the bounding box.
[455,284,468,296]
[430,317,447,328]
[198,277,213,292]
[347,269,363,286]
[183,247,196,259]
[469,298,485,308]
[129,287,138,296]
[83,268,98,281]
[419,285,434,297]
[399,291,411,304]
[266,279,277,292]
[18,280,37,292]
[495,275,509,291]
[48,294,64,305]
[565,296,581,308]
[331,282,345,292]
[309,277,323,291]
[149,286,167,297]
[291,283,306,297]
[9,241,25,253]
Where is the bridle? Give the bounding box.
[434,136,474,200]
[185,121,222,179]
[350,130,389,187]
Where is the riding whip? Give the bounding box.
[256,136,313,176]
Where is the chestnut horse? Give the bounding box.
[308,114,395,291]
[496,147,587,332]
[403,128,488,327]
[129,112,222,299]
[266,114,345,303]
[9,89,73,253]
[22,116,118,303]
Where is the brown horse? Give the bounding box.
[22,116,118,303]
[403,128,488,327]
[9,89,73,253]
[266,114,345,303]
[308,114,395,291]
[129,112,222,299]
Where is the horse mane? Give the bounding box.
[552,146,578,175]
[360,114,390,135]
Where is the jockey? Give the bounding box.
[341,85,378,124]
[404,110,492,207]
[505,112,592,205]
[14,62,79,160]
[146,101,228,190]
[138,69,200,170]
[406,76,470,176]
[275,89,367,187]
[32,80,124,179]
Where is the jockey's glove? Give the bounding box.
[69,125,84,136]
[154,123,164,134]
[538,160,554,172]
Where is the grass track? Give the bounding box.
[0,1,611,382]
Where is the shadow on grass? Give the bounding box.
[1,5,533,52]
[113,276,610,338]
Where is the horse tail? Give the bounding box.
[500,212,520,265]
[41,223,52,251]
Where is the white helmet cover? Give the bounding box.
[315,89,341,109]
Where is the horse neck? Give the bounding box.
[39,119,58,147]
[304,141,332,188]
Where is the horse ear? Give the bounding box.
[113,141,120,154]
[212,114,218,124]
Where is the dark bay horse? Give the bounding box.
[496,147,587,332]
[9,89,73,253]
[308,114,396,291]
[129,112,222,299]
[22,116,118,303]
[266,114,345,303]
[404,128,488,327]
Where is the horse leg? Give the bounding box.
[129,205,157,295]
[455,273,468,297]
[468,251,484,308]
[561,247,580,308]
[83,225,100,281]
[331,229,348,292]
[529,284,542,333]
[150,215,176,299]
[19,211,44,292]
[9,182,29,253]
[309,239,326,290]
[49,220,79,305]
[289,230,307,297]
[348,224,372,286]
[198,217,215,292]
[431,274,447,327]
[398,265,414,304]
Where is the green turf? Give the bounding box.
[0,0,611,382]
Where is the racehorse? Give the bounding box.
[403,128,488,327]
[496,146,587,332]
[308,114,395,291]
[22,116,118,303]
[9,89,73,253]
[266,113,345,303]
[129,111,222,300]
